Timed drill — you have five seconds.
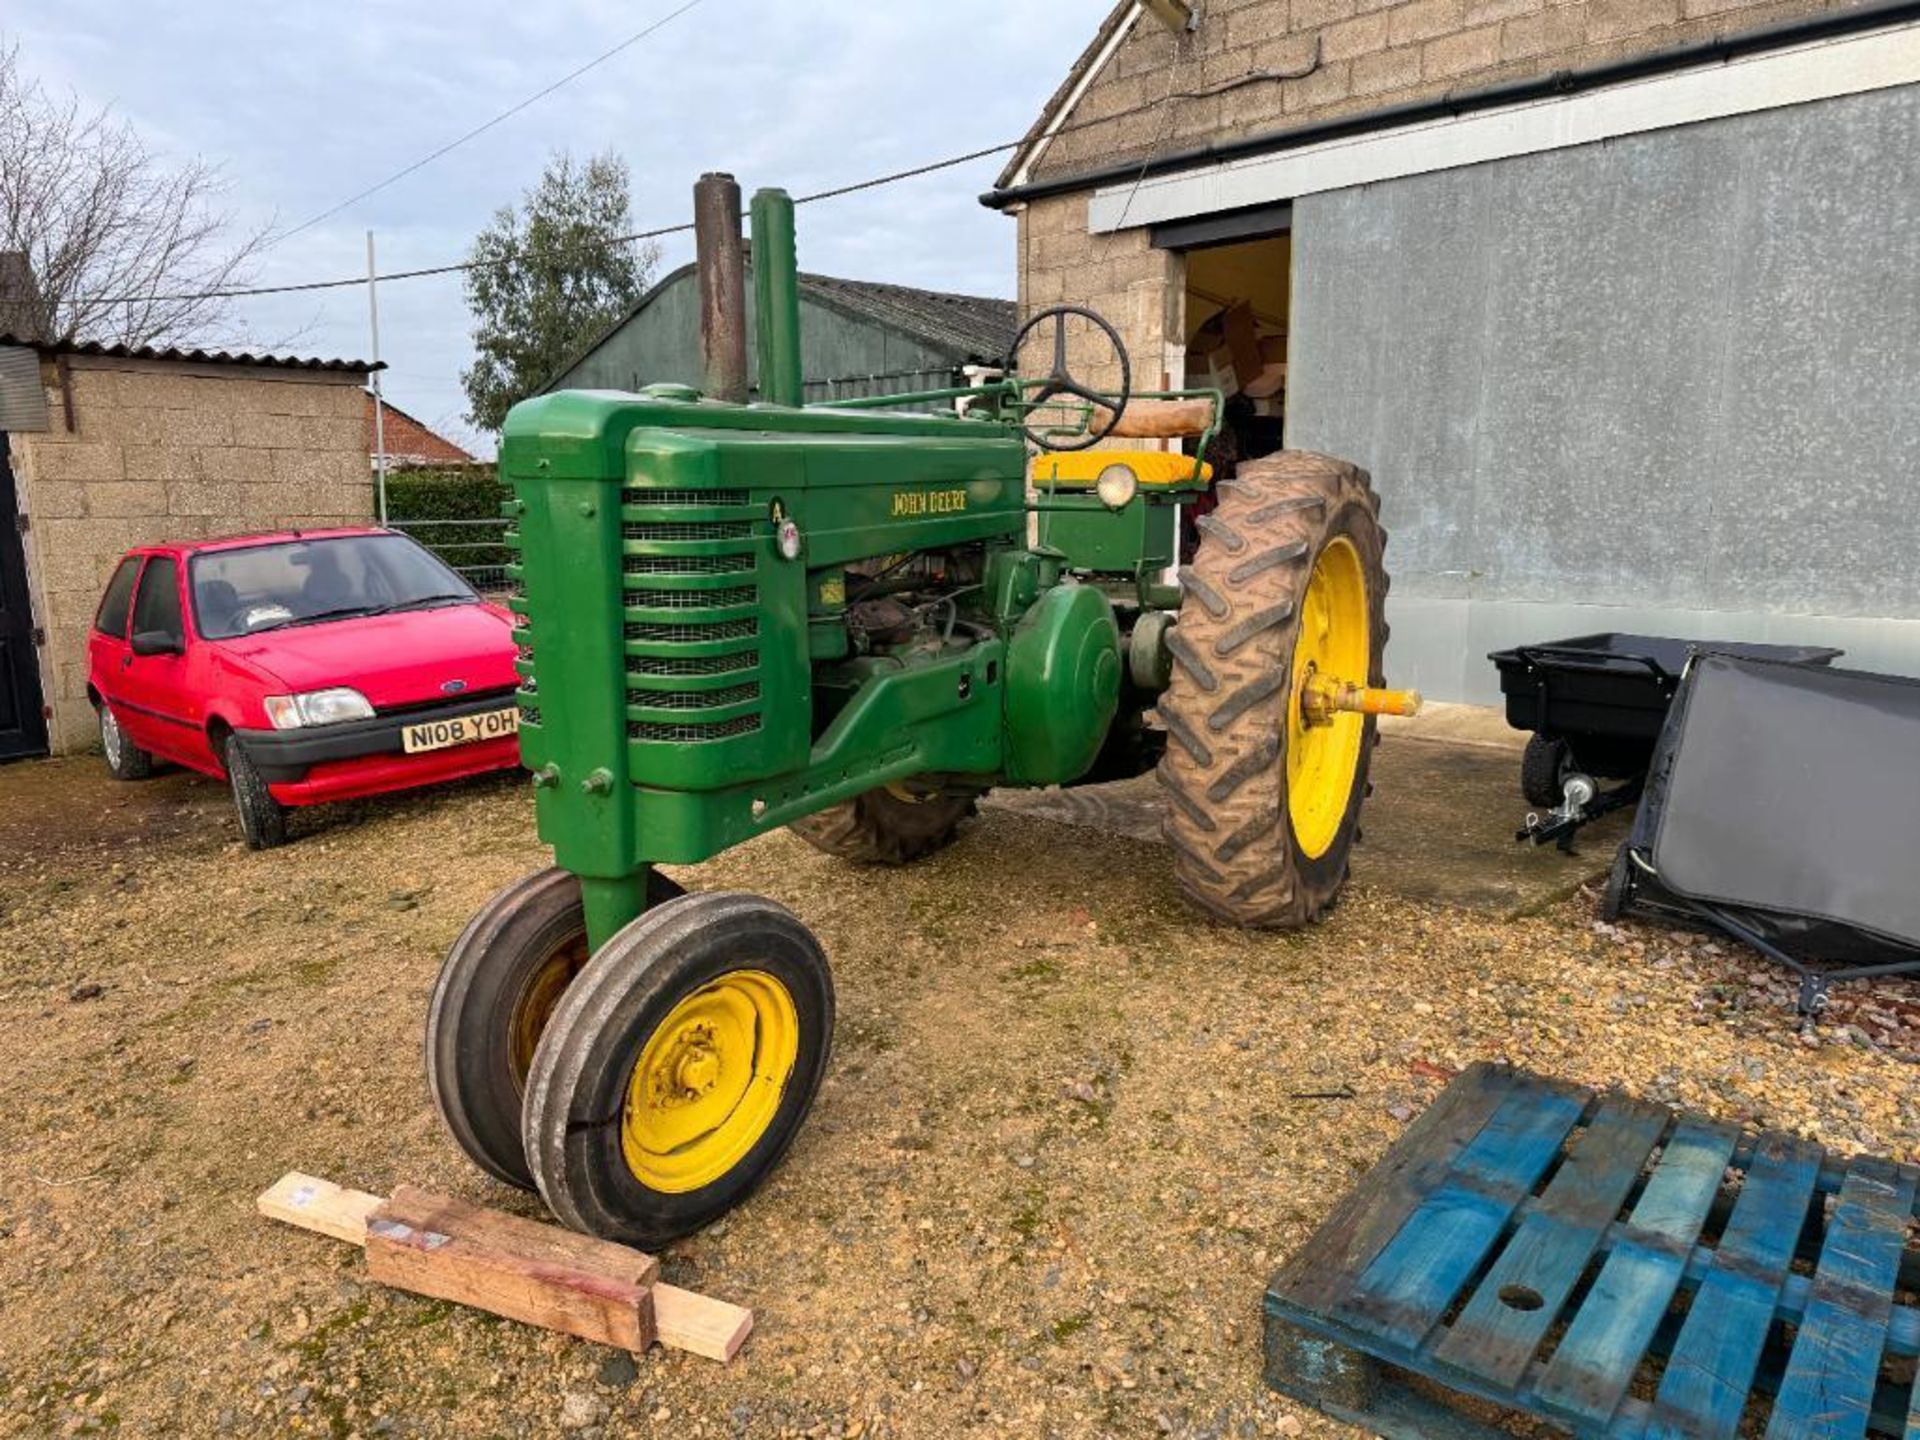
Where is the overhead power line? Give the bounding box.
[269,0,712,248]
[77,70,1198,309]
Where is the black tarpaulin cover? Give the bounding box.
[1629,654,1920,961]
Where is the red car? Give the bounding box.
[87,528,523,847]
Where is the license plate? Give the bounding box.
[401,706,521,754]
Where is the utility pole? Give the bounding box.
[367,230,389,526]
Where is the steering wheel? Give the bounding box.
[1004,305,1132,452]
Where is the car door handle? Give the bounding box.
[121,655,132,669]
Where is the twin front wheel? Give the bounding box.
[426,869,834,1248]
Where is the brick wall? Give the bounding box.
[7,355,373,753]
[1025,0,1859,183]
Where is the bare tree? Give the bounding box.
[0,41,272,347]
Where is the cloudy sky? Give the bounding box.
[7,0,1113,452]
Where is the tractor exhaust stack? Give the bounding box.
[693,173,749,405]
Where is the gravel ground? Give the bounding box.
[3,755,1918,1440]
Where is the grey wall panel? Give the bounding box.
[1288,85,1920,702]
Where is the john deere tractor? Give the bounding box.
[426,176,1416,1246]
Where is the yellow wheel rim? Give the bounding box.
[509,936,589,1090]
[1287,536,1370,860]
[620,970,799,1194]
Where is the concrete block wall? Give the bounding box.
[8,356,373,753]
[1027,0,1860,185]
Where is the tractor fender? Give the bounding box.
[1003,582,1121,786]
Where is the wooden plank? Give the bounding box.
[655,1284,753,1363]
[1764,1158,1918,1440]
[365,1186,657,1353]
[1335,1079,1591,1352]
[257,1171,384,1245]
[1532,1117,1742,1428]
[1271,1063,1517,1314]
[1430,1096,1671,1388]
[259,1173,750,1361]
[1643,1131,1824,1440]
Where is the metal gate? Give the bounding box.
[0,434,48,760]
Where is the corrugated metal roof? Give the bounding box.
[0,333,379,373]
[796,273,1016,364]
[548,261,1018,394]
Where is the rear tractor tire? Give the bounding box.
[426,866,684,1190]
[1156,451,1389,927]
[789,782,976,865]
[522,891,834,1248]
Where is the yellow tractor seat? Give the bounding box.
[1033,451,1213,492]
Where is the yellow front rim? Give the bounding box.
[509,937,589,1089]
[620,970,799,1194]
[1286,536,1371,860]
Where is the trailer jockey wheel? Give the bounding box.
[1521,734,1571,809]
[426,866,684,1189]
[788,781,977,864]
[522,892,834,1247]
[1157,452,1401,927]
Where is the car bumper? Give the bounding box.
[235,692,523,803]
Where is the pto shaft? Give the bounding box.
[1301,677,1423,725]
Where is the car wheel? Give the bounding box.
[225,734,288,849]
[98,703,154,781]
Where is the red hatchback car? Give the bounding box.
[87,528,523,847]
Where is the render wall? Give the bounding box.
[8,357,372,752]
[1284,86,1920,701]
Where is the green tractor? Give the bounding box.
[426,176,1417,1246]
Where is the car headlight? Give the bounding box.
[1095,463,1139,509]
[263,687,376,730]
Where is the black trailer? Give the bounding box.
[1488,633,1842,847]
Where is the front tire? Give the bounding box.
[523,892,834,1247]
[426,866,685,1190]
[789,783,976,864]
[98,703,153,780]
[225,735,287,849]
[1156,452,1389,927]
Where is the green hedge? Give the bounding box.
[382,465,512,577]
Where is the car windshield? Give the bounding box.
[189,533,479,640]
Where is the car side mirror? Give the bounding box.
[130,629,183,657]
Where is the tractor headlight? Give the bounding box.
[1095,463,1139,510]
[776,517,803,561]
[264,687,376,730]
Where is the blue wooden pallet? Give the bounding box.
[1264,1063,1920,1440]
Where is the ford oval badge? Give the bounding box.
[441,678,468,695]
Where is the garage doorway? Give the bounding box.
[1154,205,1294,560]
[0,434,48,760]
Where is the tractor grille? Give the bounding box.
[628,652,757,678]
[623,554,754,576]
[625,617,759,644]
[627,585,756,612]
[635,683,760,712]
[621,487,749,507]
[619,481,767,746]
[629,714,762,744]
[623,520,751,542]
